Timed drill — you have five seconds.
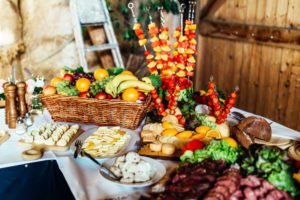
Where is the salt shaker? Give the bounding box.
[24,112,33,127]
[16,117,27,135]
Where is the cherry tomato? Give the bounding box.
[79,92,89,98]
[95,92,106,100]
[138,92,146,101]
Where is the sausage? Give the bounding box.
[261,180,275,191]
[243,187,257,200]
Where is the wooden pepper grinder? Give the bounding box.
[6,84,18,128]
[3,82,9,125]
[16,82,27,117]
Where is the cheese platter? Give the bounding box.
[19,123,83,160]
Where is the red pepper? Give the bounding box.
[181,139,205,154]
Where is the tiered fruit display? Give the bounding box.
[206,80,238,124]
[132,18,196,123]
[43,67,154,102]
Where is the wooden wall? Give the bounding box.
[195,0,300,131]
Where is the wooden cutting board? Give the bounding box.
[0,132,10,145]
[19,129,84,161]
[138,144,181,161]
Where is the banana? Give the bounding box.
[117,80,154,94]
[105,74,138,97]
[110,74,138,88]
[141,77,152,85]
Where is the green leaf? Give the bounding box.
[114,20,120,29]
[75,66,84,73]
[107,67,124,76]
[119,3,128,14]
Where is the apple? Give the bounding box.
[43,85,56,95]
[95,92,106,100]
[63,73,74,81]
[79,92,90,98]
[138,92,146,101]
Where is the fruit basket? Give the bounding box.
[39,94,151,129]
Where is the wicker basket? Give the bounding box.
[39,94,151,129]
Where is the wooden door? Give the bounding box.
[195,0,300,131]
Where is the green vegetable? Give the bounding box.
[240,145,300,197]
[148,74,162,88]
[180,140,242,164]
[195,113,217,129]
[184,113,217,130]
[180,150,195,163]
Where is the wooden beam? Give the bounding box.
[199,19,300,49]
[199,0,226,20]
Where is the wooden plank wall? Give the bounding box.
[195,0,300,131]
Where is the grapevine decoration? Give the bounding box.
[128,2,196,124]
[206,77,239,124]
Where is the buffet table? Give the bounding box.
[0,108,299,200]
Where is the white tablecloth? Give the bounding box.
[0,108,299,200]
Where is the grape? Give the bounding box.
[90,76,114,96]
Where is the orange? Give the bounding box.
[76,78,91,92]
[94,68,109,80]
[50,77,63,87]
[162,128,178,136]
[162,121,174,129]
[195,126,211,135]
[222,137,238,148]
[121,70,134,76]
[192,133,206,140]
[122,88,139,102]
[206,129,221,139]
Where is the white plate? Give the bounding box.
[100,156,166,187]
[70,127,139,160]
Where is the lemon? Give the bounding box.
[192,133,206,140]
[206,129,221,139]
[195,126,211,135]
[162,121,174,129]
[176,131,193,140]
[162,128,178,136]
[222,137,238,148]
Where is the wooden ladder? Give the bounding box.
[70,0,124,71]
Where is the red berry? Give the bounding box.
[230,92,237,98]
[156,97,162,104]
[208,82,215,89]
[212,97,219,104]
[226,104,233,109]
[207,89,214,95]
[152,93,158,99]
[228,98,235,105]
[151,90,157,95]
[176,114,183,120]
[179,118,186,125]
